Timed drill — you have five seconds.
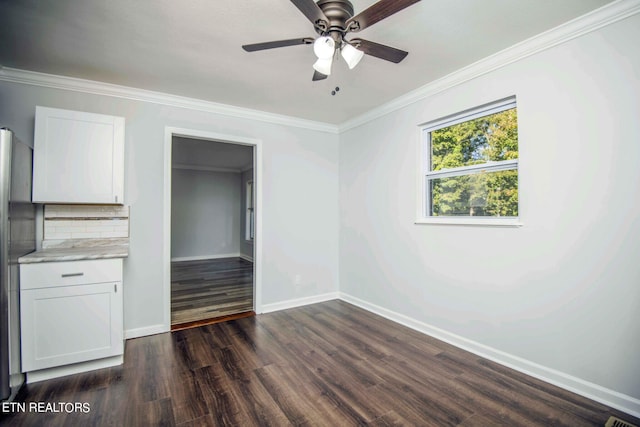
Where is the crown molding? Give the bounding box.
[338,0,640,133]
[0,67,339,134]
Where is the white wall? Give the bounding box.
[0,82,340,335]
[339,13,640,408]
[171,168,241,260]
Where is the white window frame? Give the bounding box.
[416,97,522,227]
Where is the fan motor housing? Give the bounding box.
[316,0,354,35]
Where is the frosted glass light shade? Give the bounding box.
[313,57,333,76]
[313,36,335,59]
[341,43,364,69]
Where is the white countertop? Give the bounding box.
[18,238,129,264]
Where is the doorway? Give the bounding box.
[163,128,262,331]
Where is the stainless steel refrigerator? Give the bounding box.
[0,128,35,402]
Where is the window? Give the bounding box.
[245,180,254,240]
[419,97,520,225]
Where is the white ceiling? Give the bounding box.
[0,0,614,124]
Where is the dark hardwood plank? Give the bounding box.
[193,364,250,426]
[130,398,175,427]
[171,257,253,325]
[3,300,639,426]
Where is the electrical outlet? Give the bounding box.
[294,274,302,285]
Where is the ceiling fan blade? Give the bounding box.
[242,37,314,52]
[312,70,328,81]
[346,0,421,32]
[290,0,330,30]
[351,38,408,63]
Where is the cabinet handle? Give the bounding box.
[61,272,84,278]
[114,284,117,293]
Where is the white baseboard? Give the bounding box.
[124,324,168,339]
[125,293,336,337]
[339,292,640,419]
[260,292,340,314]
[171,253,242,262]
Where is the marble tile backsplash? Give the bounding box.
[44,205,130,240]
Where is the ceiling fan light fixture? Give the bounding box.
[313,57,333,76]
[313,36,335,59]
[242,0,421,82]
[341,43,364,69]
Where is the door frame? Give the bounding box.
[163,127,263,331]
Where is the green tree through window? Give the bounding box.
[424,99,519,218]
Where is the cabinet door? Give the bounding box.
[33,106,124,204]
[21,282,123,372]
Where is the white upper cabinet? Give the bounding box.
[33,106,125,204]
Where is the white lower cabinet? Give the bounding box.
[20,259,123,376]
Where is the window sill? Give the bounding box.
[415,217,523,227]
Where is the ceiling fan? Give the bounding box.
[242,0,421,81]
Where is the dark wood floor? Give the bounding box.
[3,300,638,426]
[171,257,253,325]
